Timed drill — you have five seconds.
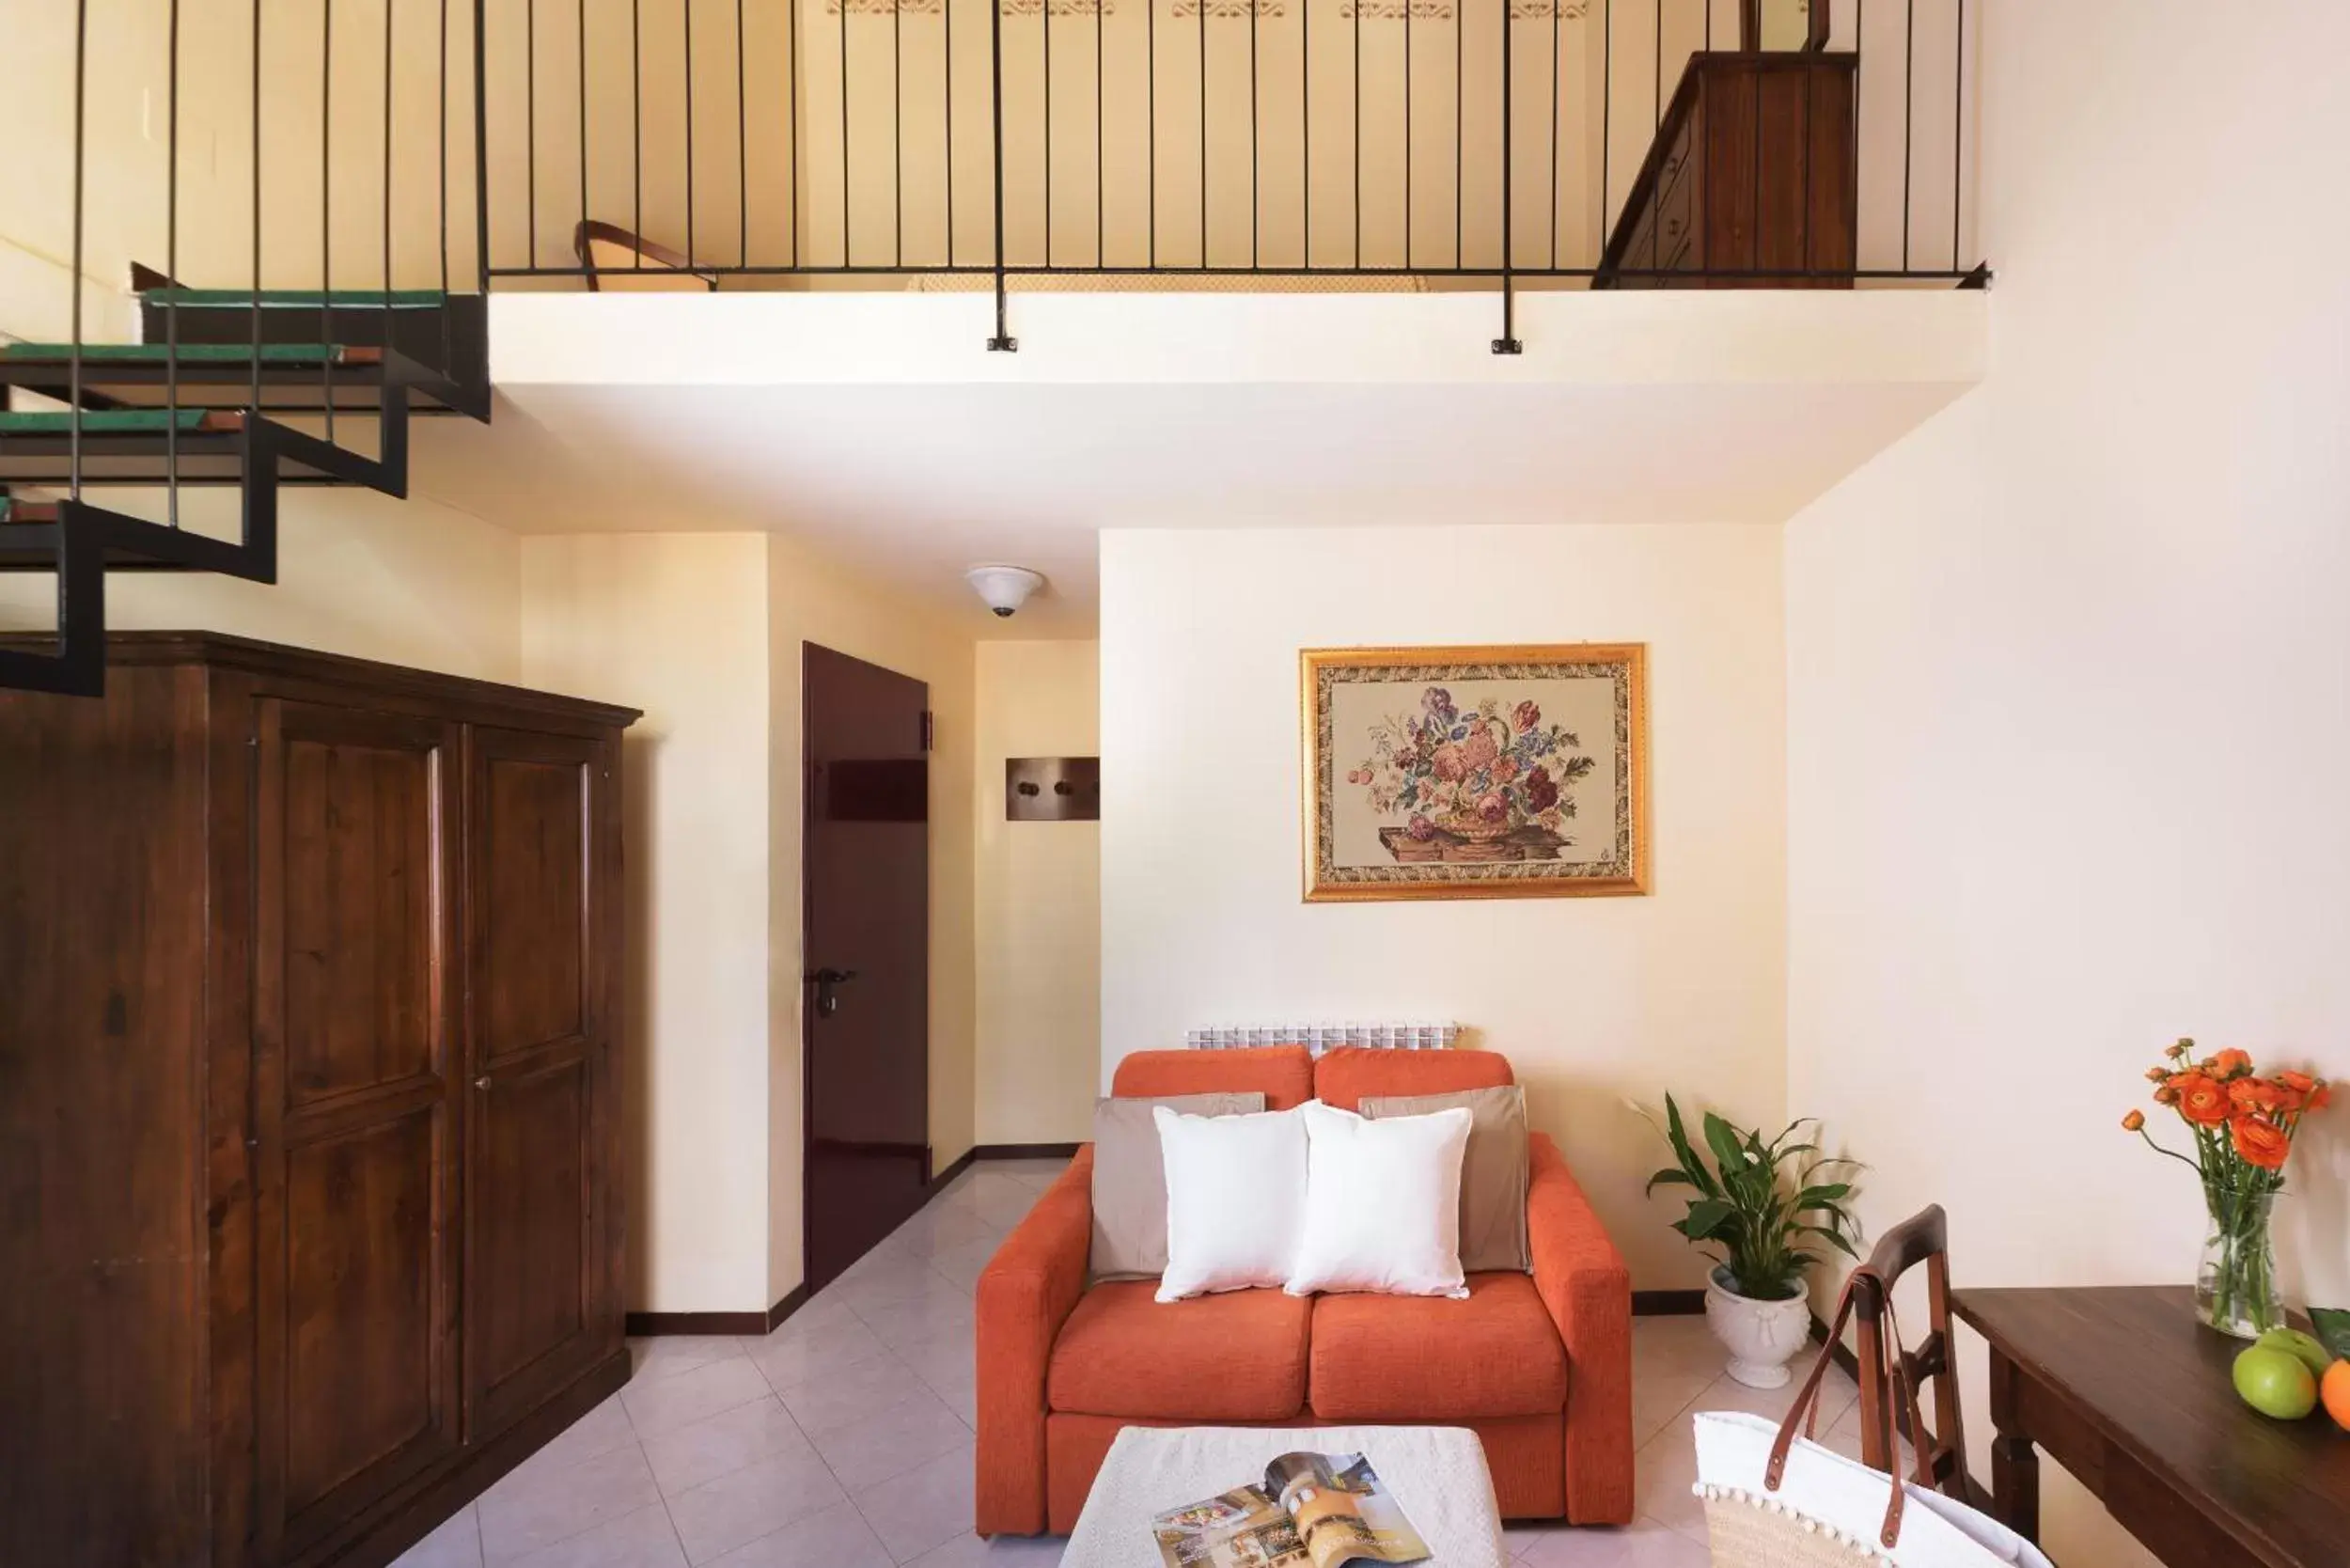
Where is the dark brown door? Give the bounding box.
[252,699,463,1561]
[803,643,932,1293]
[463,726,619,1438]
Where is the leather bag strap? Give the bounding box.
[1763,1266,1916,1550]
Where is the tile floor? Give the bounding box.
[394,1157,1862,1568]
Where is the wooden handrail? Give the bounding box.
[572,220,717,292]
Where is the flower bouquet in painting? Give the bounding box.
[2123,1040,2332,1339]
[1347,687,1597,862]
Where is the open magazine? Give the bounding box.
[1150,1451,1432,1568]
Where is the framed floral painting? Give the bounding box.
[1300,644,1649,901]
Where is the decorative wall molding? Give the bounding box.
[1337,0,1589,17]
[825,0,1583,16]
[1168,0,1285,16]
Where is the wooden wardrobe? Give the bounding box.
[0,633,639,1568]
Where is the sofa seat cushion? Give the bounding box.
[1308,1272,1568,1419]
[1049,1281,1311,1420]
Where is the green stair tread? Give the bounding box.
[3,341,351,364]
[0,410,214,433]
[145,287,446,308]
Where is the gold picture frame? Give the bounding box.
[1301,643,1650,902]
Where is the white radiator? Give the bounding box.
[1183,1022,1461,1057]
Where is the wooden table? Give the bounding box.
[1950,1286,2350,1568]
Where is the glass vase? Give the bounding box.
[2196,1184,2281,1339]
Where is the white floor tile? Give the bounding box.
[742,1309,900,1395]
[1518,1515,1712,1567]
[854,1290,978,1353]
[498,1394,639,1491]
[666,1446,851,1565]
[632,1337,754,1386]
[924,1236,1003,1294]
[807,1387,975,1493]
[479,1442,666,1565]
[392,1505,485,1568]
[501,1502,688,1568]
[641,1395,820,1499]
[853,1441,978,1563]
[621,1358,778,1441]
[901,1533,1069,1568]
[705,1499,898,1568]
[778,1352,938,1436]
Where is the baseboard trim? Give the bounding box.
[925,1147,978,1198]
[1633,1289,1708,1317]
[973,1141,1082,1160]
[628,1281,812,1339]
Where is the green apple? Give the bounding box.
[2233,1346,2319,1420]
[2254,1327,2335,1379]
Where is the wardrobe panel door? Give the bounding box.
[253,700,462,1562]
[465,727,619,1437]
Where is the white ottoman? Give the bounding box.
[1062,1426,1509,1568]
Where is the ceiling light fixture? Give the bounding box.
[965,564,1046,619]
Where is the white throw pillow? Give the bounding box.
[1153,1105,1309,1303]
[1285,1101,1474,1298]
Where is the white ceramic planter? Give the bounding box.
[1704,1268,1814,1389]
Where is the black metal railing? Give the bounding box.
[475,0,1984,345]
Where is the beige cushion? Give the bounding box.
[1360,1086,1530,1274]
[1089,1092,1265,1279]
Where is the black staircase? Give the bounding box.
[2,0,490,698]
[0,290,490,697]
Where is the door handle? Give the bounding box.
[808,967,859,1019]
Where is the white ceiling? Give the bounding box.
[409,376,1970,638]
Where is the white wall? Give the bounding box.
[522,533,776,1315]
[0,485,522,684]
[1101,524,1786,1288]
[975,639,1101,1148]
[1784,3,2350,1563]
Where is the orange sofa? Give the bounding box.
[975,1046,1635,1535]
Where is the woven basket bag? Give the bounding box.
[1693,1270,2055,1568]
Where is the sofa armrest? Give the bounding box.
[1527,1132,1634,1524]
[976,1146,1094,1536]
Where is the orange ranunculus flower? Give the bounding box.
[2230,1076,2283,1111]
[2168,1038,2197,1059]
[2312,1083,2334,1111]
[2144,1066,2170,1082]
[2174,1074,2232,1127]
[2121,1109,2145,1132]
[2206,1048,2253,1080]
[2278,1070,2317,1095]
[2153,1084,2180,1105]
[2231,1115,2291,1171]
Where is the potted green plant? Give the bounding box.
[1642,1096,1863,1388]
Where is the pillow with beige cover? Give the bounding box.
[1089,1092,1265,1279]
[1360,1085,1530,1273]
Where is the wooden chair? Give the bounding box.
[572,220,718,292]
[1851,1204,1978,1504]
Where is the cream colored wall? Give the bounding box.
[766,533,978,1302]
[520,533,776,1315]
[0,0,483,337]
[974,639,1100,1147]
[1099,523,1786,1289]
[0,484,521,682]
[1783,4,2350,1564]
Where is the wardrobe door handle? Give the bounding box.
[475,1075,492,1090]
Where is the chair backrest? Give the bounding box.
[1850,1204,1974,1502]
[573,220,718,293]
[1107,1046,1315,1109]
[1311,1047,1514,1111]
